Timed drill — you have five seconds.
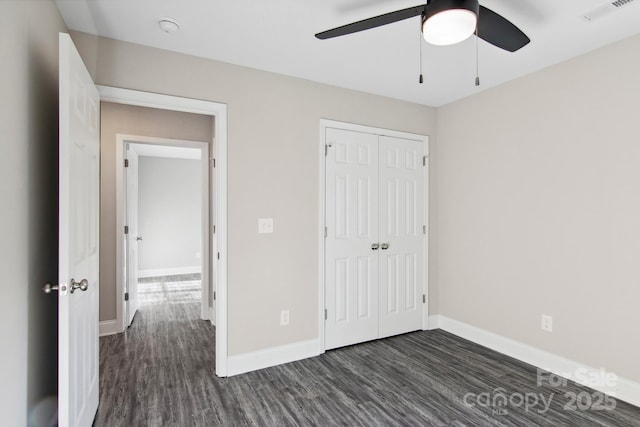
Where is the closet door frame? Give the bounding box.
[318,119,430,353]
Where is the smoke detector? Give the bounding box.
[158,17,180,34]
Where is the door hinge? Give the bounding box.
[324,226,328,238]
[124,158,129,168]
[217,252,220,260]
[423,156,427,166]
[213,291,216,301]
[213,225,216,234]
[125,292,129,301]
[423,225,427,235]
[423,294,426,304]
[124,225,129,234]
[211,157,216,168]
[325,143,332,156]
[324,309,328,320]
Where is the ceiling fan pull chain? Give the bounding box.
[419,23,424,84]
[475,26,480,86]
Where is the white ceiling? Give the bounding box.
[55,0,640,107]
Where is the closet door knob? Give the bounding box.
[371,243,380,250]
[381,243,390,250]
[70,278,89,293]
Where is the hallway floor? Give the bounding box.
[137,274,202,306]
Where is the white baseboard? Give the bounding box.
[429,315,640,408]
[227,339,320,377]
[138,266,201,278]
[99,320,120,337]
[426,314,441,330]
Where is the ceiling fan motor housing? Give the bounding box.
[424,0,479,19]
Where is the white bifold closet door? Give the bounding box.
[325,127,425,350]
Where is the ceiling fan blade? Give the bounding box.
[477,5,530,52]
[316,5,425,40]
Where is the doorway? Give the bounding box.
[99,86,229,376]
[121,137,210,326]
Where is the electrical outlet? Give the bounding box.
[258,218,274,234]
[541,314,553,332]
[280,309,290,326]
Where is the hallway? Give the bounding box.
[95,275,214,426]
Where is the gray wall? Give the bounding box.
[0,1,67,425]
[71,31,438,356]
[100,102,213,321]
[436,34,640,382]
[138,157,202,276]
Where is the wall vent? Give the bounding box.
[582,0,636,22]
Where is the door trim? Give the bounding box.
[99,86,229,377]
[318,119,430,353]
[116,135,210,326]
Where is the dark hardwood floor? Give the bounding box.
[95,280,640,426]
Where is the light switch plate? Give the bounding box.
[258,218,274,234]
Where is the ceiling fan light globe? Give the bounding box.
[423,9,477,45]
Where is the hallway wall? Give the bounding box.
[138,156,202,277]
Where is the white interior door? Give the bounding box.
[378,136,424,338]
[325,128,380,350]
[125,145,140,326]
[58,32,100,427]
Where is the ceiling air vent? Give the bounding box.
[612,0,634,7]
[582,0,636,22]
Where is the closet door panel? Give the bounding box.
[378,136,424,338]
[325,128,379,350]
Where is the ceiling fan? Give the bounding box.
[315,0,530,52]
